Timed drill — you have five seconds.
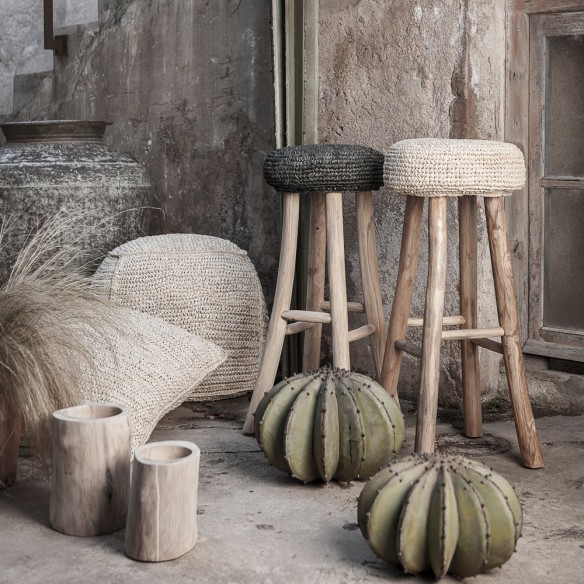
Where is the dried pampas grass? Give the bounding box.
[0,213,114,465]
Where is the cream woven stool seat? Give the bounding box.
[380,138,544,468]
[243,144,386,434]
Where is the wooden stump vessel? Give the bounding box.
[125,441,200,562]
[50,403,131,536]
[0,414,19,489]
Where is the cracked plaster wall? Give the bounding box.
[8,0,279,300]
[0,0,53,115]
[5,0,517,407]
[319,0,506,405]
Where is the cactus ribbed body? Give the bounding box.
[358,454,523,580]
[254,367,405,483]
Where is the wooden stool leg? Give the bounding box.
[356,191,386,378]
[484,197,544,468]
[380,196,425,398]
[243,192,301,435]
[459,196,482,437]
[303,192,326,372]
[415,197,448,454]
[326,191,351,370]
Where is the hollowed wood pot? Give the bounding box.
[0,414,19,489]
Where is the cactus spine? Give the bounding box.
[254,367,405,483]
[358,454,522,580]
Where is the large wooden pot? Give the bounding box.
[0,120,154,279]
[125,441,200,562]
[0,414,19,489]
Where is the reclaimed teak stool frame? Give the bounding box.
[243,144,386,434]
[380,138,544,469]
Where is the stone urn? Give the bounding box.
[0,120,155,280]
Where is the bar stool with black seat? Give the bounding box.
[243,144,386,434]
[379,138,544,469]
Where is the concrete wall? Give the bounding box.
[54,0,99,28]
[0,0,53,114]
[5,0,559,410]
[0,0,99,115]
[9,0,279,299]
[319,0,506,404]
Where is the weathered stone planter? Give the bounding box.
[0,120,154,279]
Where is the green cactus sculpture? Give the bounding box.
[254,367,405,483]
[358,454,523,580]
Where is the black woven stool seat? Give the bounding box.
[263,144,384,193]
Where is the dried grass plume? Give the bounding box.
[0,213,114,465]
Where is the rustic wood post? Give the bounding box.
[0,413,19,489]
[50,403,131,536]
[458,195,483,437]
[484,197,544,469]
[243,192,300,435]
[356,190,387,377]
[415,197,448,454]
[380,195,425,399]
[326,191,351,370]
[302,191,327,372]
[125,441,200,562]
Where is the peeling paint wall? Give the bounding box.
[319,0,506,405]
[9,0,279,300]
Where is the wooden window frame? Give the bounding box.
[505,0,584,362]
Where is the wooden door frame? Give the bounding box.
[505,0,584,361]
[272,0,320,376]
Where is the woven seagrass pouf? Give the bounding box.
[384,138,525,197]
[92,234,268,401]
[263,144,384,193]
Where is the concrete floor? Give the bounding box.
[1,398,583,584]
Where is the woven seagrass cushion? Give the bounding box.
[384,138,526,197]
[92,234,268,401]
[79,307,227,454]
[263,144,384,193]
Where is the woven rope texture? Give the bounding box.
[263,144,384,193]
[92,234,268,401]
[384,138,526,197]
[79,307,226,455]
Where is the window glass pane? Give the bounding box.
[544,188,584,331]
[545,35,584,177]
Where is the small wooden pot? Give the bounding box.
[50,402,131,536]
[125,440,200,562]
[0,415,20,489]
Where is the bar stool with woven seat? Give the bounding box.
[243,144,386,434]
[380,138,544,469]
